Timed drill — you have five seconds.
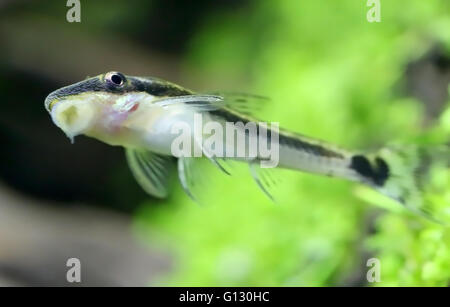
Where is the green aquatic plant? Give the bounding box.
[135,0,449,286]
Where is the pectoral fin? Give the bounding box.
[125,148,174,198]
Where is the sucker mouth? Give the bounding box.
[46,98,60,112]
[50,100,97,142]
[45,90,63,112]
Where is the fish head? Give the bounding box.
[45,71,155,144]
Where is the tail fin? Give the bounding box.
[366,144,449,223]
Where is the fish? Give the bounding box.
[44,71,449,221]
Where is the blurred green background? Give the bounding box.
[0,0,449,286]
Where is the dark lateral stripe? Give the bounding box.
[210,109,345,159]
[278,133,344,159]
[350,155,389,186]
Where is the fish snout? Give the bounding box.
[44,90,65,113]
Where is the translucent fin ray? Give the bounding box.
[125,148,174,198]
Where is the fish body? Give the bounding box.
[45,71,449,220]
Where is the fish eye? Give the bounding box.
[105,72,125,86]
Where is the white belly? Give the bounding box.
[123,105,198,155]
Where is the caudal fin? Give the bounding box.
[366,144,450,223]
